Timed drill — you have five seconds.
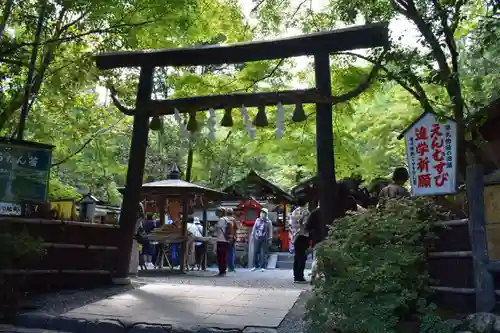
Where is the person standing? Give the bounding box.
[378,167,410,207]
[225,208,238,272]
[215,207,229,276]
[142,213,157,269]
[192,217,205,270]
[306,204,322,282]
[251,208,271,272]
[289,196,310,283]
[130,203,146,274]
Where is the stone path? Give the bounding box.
[15,268,311,333]
[63,283,301,329]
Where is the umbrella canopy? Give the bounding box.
[118,166,225,199]
[139,178,225,197]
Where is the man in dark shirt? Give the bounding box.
[306,205,323,248]
[305,205,322,283]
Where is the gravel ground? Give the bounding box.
[21,282,144,315]
[277,290,312,333]
[19,268,311,332]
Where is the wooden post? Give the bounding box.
[115,66,154,280]
[313,53,338,234]
[466,164,495,312]
[282,201,287,226]
[159,196,166,226]
[179,196,189,273]
[282,201,287,251]
[202,205,208,270]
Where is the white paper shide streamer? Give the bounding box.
[240,105,255,139]
[174,108,189,139]
[276,102,286,139]
[207,108,217,141]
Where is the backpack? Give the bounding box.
[224,217,237,243]
[135,225,148,245]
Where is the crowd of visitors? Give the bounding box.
[130,166,411,281]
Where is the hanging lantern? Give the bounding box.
[186,112,198,132]
[292,102,307,122]
[149,116,163,131]
[253,105,269,127]
[220,107,233,127]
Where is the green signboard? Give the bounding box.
[0,140,53,203]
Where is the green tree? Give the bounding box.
[25,0,294,201]
[251,0,500,178]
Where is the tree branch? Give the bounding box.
[335,51,434,112]
[0,0,14,42]
[1,58,28,66]
[53,20,155,44]
[51,116,126,167]
[251,0,266,14]
[431,0,459,73]
[238,59,285,92]
[108,86,135,115]
[1,20,154,59]
[400,0,452,80]
[450,0,466,33]
[184,58,286,92]
[330,51,386,104]
[289,0,308,24]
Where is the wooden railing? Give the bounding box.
[428,218,475,313]
[0,217,121,292]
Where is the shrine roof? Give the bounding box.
[290,176,317,194]
[118,179,225,198]
[223,170,294,202]
[94,23,388,69]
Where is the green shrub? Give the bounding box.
[0,230,45,321]
[305,197,452,333]
[0,229,45,268]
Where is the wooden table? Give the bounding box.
[147,235,217,270]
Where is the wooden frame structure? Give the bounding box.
[94,23,389,279]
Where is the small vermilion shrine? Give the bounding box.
[224,170,294,251]
[236,197,262,227]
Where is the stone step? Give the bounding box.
[277,254,313,263]
[266,253,278,269]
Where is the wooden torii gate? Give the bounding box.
[94,23,389,279]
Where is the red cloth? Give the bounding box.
[216,241,228,274]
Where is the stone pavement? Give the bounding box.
[64,282,300,328]
[0,325,68,332]
[15,269,310,333]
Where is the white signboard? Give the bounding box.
[404,112,457,196]
[0,202,22,216]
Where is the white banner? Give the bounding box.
[0,202,22,216]
[404,113,457,196]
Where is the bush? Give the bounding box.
[306,197,452,333]
[0,229,45,321]
[0,229,45,268]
